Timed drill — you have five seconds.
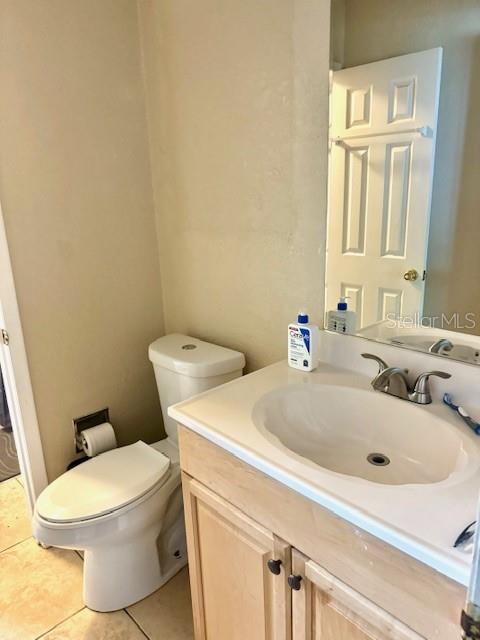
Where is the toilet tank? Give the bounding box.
[148,334,245,444]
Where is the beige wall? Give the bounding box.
[341,0,480,331]
[0,0,331,480]
[138,0,330,371]
[0,0,165,480]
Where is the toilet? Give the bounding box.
[33,334,245,612]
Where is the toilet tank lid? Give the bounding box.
[148,334,245,378]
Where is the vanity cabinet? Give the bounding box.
[183,477,291,640]
[291,551,421,640]
[179,426,465,640]
[183,474,423,640]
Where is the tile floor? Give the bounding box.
[0,476,194,640]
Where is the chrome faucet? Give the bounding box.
[361,353,451,404]
[429,338,454,354]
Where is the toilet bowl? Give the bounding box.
[33,334,245,611]
[33,438,184,612]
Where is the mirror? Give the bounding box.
[326,0,480,364]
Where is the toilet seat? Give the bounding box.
[36,441,171,524]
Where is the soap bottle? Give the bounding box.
[288,310,319,372]
[326,297,357,334]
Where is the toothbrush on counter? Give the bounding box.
[443,393,480,435]
[454,520,476,549]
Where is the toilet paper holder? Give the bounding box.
[73,408,110,453]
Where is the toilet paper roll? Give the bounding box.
[81,423,117,457]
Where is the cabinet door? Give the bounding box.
[182,473,291,640]
[291,550,423,640]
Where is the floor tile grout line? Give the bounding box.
[34,605,86,639]
[124,608,151,639]
[0,474,22,485]
[2,485,102,640]
[0,474,22,487]
[0,534,33,555]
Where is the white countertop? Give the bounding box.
[169,360,480,586]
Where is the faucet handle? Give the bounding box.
[411,370,451,403]
[361,353,389,374]
[414,370,451,390]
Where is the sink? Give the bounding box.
[171,357,480,583]
[252,384,470,485]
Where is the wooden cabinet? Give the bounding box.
[291,550,422,640]
[182,474,424,640]
[183,476,291,640]
[179,427,465,639]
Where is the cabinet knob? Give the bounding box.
[267,559,282,575]
[288,574,303,591]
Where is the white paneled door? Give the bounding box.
[326,48,442,330]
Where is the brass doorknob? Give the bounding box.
[403,269,419,282]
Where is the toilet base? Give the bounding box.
[84,528,187,612]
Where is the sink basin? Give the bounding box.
[252,384,470,485]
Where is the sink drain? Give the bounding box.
[367,452,390,466]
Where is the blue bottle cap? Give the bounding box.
[297,311,309,324]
